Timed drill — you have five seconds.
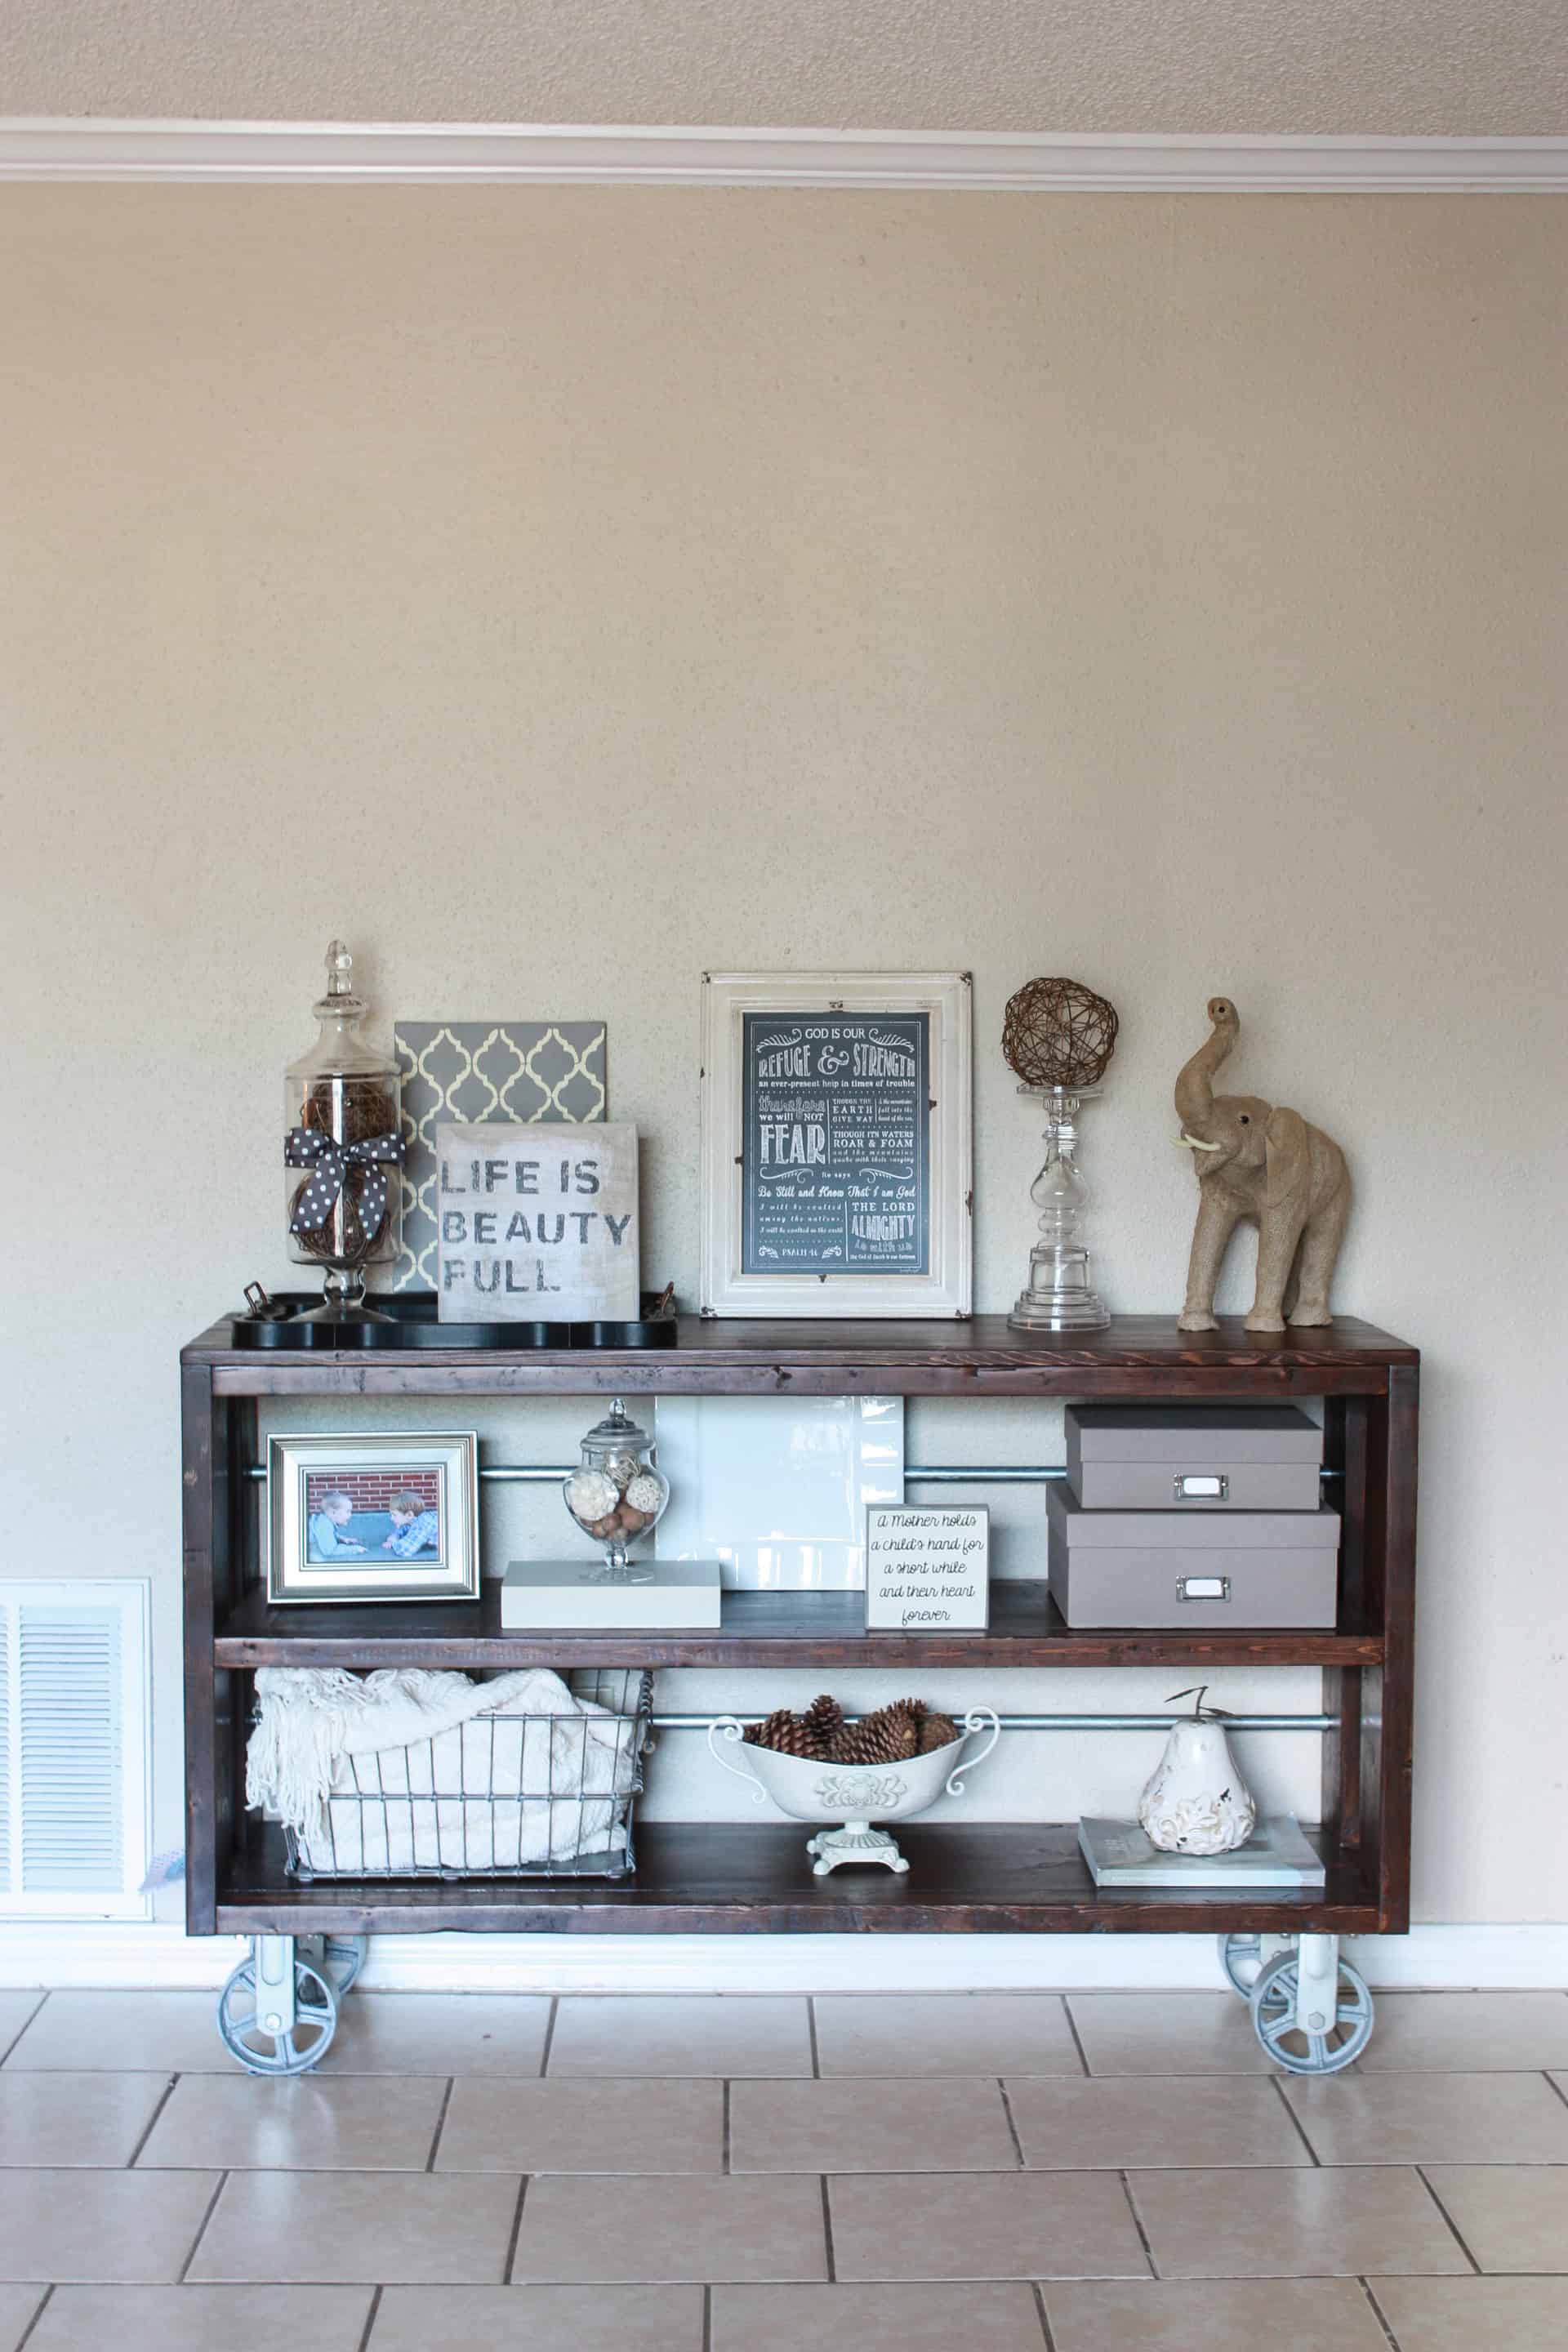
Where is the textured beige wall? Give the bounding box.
[4,0,1567,132]
[2,189,1564,1927]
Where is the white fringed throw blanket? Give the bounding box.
[247,1666,639,1874]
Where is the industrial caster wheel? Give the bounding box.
[1250,1948,1374,2075]
[216,1953,339,2076]
[320,1936,368,1993]
[1218,1933,1267,1997]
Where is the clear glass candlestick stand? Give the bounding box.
[1008,1085,1111,1332]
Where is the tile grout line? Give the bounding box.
[819,2174,836,2283]
[1358,2276,1404,2350]
[125,2072,180,2169]
[12,2285,53,2352]
[1061,1998,1092,2079]
[1269,2073,1322,2166]
[1031,2279,1058,2352]
[538,1997,559,2078]
[1413,2163,1483,2275]
[721,2079,732,2176]
[1542,2069,1568,2114]
[178,2167,229,2283]
[702,2281,712,2352]
[354,2283,383,2352]
[425,2077,456,2172]
[0,1994,47,2069]
[502,2174,529,2285]
[807,1997,821,2079]
[1118,2169,1159,2279]
[997,2075,1027,2167]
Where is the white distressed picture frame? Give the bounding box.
[699,969,973,1318]
[864,1505,991,1632]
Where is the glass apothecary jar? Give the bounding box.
[283,940,402,1321]
[564,1400,670,1580]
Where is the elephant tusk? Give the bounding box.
[1175,1130,1223,1152]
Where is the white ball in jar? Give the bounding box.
[626,1472,665,1513]
[566,1469,619,1522]
[604,1453,642,1493]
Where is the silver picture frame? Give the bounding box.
[266,1430,481,1606]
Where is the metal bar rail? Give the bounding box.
[243,1463,1341,1484]
[650,1712,1334,1732]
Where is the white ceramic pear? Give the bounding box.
[1138,1689,1256,1856]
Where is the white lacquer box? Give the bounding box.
[501,1558,723,1629]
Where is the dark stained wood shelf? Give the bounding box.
[184,1311,1418,1942]
[185,1312,1417,1401]
[216,1820,1379,1938]
[215,1578,1383,1671]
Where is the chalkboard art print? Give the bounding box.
[268,1432,480,1605]
[700,972,973,1318]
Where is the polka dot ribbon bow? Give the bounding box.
[283,1126,402,1235]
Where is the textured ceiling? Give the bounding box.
[3,0,1566,135]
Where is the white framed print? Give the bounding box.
[699,970,973,1318]
[864,1505,991,1632]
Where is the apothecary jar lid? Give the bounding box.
[286,939,396,1081]
[581,1401,653,1453]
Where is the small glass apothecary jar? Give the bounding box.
[564,1400,670,1581]
[283,940,402,1321]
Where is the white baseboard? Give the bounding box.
[0,121,1566,194]
[2,1920,1564,1993]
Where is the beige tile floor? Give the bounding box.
[2,1988,1566,2346]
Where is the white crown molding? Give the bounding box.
[4,1920,1567,1993]
[1,120,1566,191]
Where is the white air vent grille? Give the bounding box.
[0,1582,149,1918]
[0,1610,9,1891]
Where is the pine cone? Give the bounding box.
[802,1694,844,1752]
[742,1708,820,1758]
[918,1711,960,1753]
[829,1703,920,1766]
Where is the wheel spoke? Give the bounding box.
[225,2011,259,2036]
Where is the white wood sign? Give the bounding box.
[434,1120,639,1321]
[864,1505,990,1632]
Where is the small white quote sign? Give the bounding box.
[864,1505,990,1633]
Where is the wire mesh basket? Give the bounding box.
[282,1668,655,1882]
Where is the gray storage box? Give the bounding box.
[1065,1405,1323,1511]
[1046,1485,1341,1628]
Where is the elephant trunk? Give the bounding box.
[1174,998,1239,1132]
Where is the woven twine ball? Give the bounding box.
[1001,977,1120,1090]
[567,1469,621,1523]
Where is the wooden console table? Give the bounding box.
[182,1312,1417,1953]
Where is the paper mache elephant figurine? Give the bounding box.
[1174,996,1350,1334]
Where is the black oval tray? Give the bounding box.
[230,1290,677,1351]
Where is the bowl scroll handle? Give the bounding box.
[706,1716,769,1806]
[945,1706,1001,1798]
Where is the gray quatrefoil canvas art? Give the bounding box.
[393,1021,608,1290]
